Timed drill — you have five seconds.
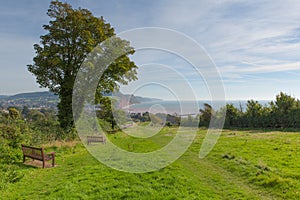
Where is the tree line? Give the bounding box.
[125,92,300,130]
[224,92,300,129]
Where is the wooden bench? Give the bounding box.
[21,144,55,168]
[87,135,106,145]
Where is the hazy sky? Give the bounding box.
[1,0,300,100]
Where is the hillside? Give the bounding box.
[0,91,162,109]
[0,91,58,108]
[112,92,162,104]
[1,128,300,199]
[0,95,8,100]
[7,91,56,100]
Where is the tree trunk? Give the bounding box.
[58,86,74,131]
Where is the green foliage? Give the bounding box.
[8,107,20,120]
[96,97,129,130]
[223,92,300,129]
[0,107,75,165]
[0,108,77,189]
[28,1,137,131]
[199,103,213,127]
[0,121,29,163]
[224,104,241,127]
[98,119,115,132]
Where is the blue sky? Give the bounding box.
[1,0,300,100]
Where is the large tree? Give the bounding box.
[28,1,137,131]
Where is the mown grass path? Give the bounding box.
[1,128,300,199]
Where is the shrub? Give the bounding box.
[0,123,29,163]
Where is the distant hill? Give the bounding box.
[0,91,162,108]
[134,96,161,103]
[111,92,162,104]
[7,91,56,100]
[0,95,8,99]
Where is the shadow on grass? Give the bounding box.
[12,161,37,169]
[12,160,56,169]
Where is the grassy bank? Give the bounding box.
[1,128,300,199]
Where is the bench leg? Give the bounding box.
[43,160,45,168]
[52,157,55,167]
[23,155,26,163]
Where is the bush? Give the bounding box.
[0,123,29,163]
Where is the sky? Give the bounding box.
[1,0,300,101]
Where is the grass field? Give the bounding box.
[1,128,300,199]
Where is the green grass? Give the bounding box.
[1,128,300,199]
[205,130,300,199]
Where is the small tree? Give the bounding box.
[225,104,240,127]
[198,103,214,127]
[8,108,20,120]
[273,92,296,128]
[96,97,128,130]
[275,92,295,113]
[245,100,262,127]
[28,1,137,131]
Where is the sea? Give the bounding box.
[126,100,271,115]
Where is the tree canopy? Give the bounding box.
[28,1,137,131]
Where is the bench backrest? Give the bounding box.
[87,136,106,144]
[87,136,104,141]
[21,144,44,160]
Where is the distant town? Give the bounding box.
[0,91,161,111]
[0,91,58,110]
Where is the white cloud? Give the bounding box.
[221,61,300,74]
[2,0,300,99]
